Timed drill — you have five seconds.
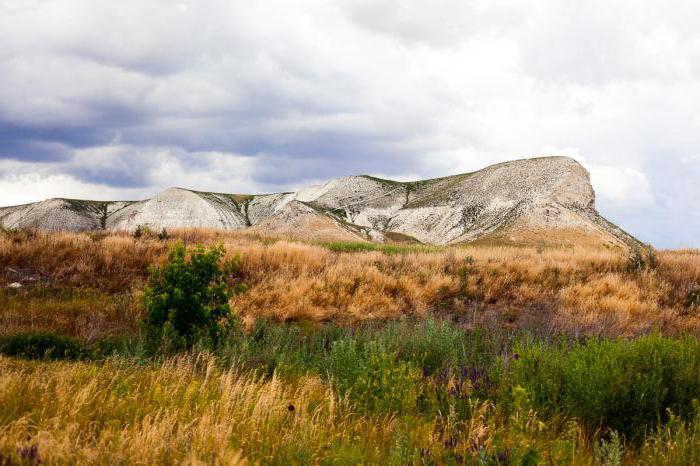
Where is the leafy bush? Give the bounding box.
[375,317,473,375]
[324,339,421,412]
[595,431,624,466]
[142,241,241,351]
[0,332,82,360]
[510,333,700,438]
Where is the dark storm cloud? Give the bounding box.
[0,120,116,159]
[0,125,74,162]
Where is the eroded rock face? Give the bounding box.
[107,188,248,231]
[0,156,638,246]
[0,199,103,231]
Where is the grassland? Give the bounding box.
[2,229,698,337]
[1,229,699,464]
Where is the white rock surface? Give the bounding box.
[0,156,639,246]
[248,200,367,242]
[107,188,248,231]
[0,199,102,231]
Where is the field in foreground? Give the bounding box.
[1,229,700,464]
[2,322,700,464]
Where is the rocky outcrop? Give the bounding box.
[0,156,640,247]
[106,188,248,231]
[248,201,367,243]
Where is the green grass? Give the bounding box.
[319,241,443,254]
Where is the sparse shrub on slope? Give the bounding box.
[142,241,243,351]
[628,245,658,272]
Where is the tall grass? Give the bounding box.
[2,230,699,338]
[2,321,700,464]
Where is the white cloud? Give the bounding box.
[0,173,150,205]
[587,165,655,209]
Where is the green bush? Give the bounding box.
[628,246,658,272]
[158,228,169,241]
[324,339,421,412]
[687,287,700,309]
[510,333,700,438]
[142,241,241,351]
[375,317,471,375]
[0,332,83,360]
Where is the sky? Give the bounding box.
[0,0,698,248]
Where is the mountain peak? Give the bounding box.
[0,156,637,248]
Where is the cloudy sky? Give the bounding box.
[1,0,698,247]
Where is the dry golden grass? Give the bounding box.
[1,352,609,465]
[0,288,139,341]
[0,354,381,464]
[1,229,699,338]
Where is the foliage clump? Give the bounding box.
[687,286,700,309]
[510,333,700,439]
[142,241,243,351]
[325,339,420,412]
[0,332,82,360]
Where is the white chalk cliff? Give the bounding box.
[0,156,638,247]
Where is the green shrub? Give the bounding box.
[510,334,700,438]
[375,317,469,375]
[594,431,624,466]
[142,241,241,351]
[324,339,421,412]
[628,246,658,272]
[687,287,700,309]
[0,332,83,360]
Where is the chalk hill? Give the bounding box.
[0,156,639,248]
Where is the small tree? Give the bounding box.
[143,241,239,351]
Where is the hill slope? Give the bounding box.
[0,156,639,247]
